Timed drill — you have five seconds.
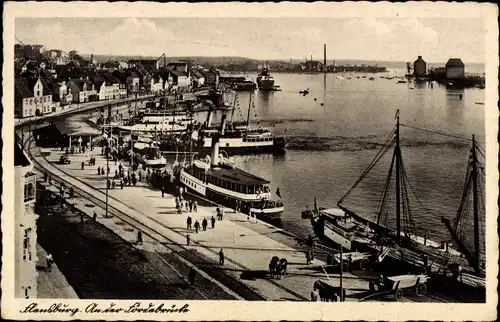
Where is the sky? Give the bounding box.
[15,17,485,63]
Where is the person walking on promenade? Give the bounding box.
[194,200,198,212]
[107,179,111,189]
[115,169,118,178]
[137,230,143,245]
[112,180,116,189]
[138,171,142,181]
[219,249,225,266]
[216,206,221,220]
[185,200,189,213]
[132,176,137,186]
[120,180,124,189]
[194,220,200,233]
[306,250,311,265]
[211,216,216,229]
[46,253,53,272]
[81,161,85,170]
[186,234,191,246]
[93,211,97,222]
[187,216,192,230]
[97,167,101,175]
[220,206,225,220]
[202,218,208,231]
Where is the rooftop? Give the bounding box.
[446,58,465,67]
[206,165,270,186]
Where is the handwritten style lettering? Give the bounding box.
[20,303,79,317]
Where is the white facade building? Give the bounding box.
[14,138,39,299]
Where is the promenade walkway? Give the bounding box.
[35,146,372,301]
[36,244,79,299]
[15,95,154,127]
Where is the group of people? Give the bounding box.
[186,215,216,234]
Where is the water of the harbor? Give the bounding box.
[196,68,486,243]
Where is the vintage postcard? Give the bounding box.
[2,1,498,321]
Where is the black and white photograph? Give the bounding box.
[2,2,498,321]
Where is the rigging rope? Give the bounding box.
[400,123,473,142]
[338,127,397,204]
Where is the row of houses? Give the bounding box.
[15,62,220,118]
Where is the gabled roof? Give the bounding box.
[68,79,94,92]
[15,78,52,98]
[446,58,465,67]
[191,69,204,79]
[93,80,105,91]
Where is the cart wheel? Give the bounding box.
[415,283,427,296]
[360,258,370,271]
[395,289,403,301]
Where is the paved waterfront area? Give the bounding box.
[36,244,79,299]
[36,184,239,300]
[36,146,374,301]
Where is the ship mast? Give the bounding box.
[246,92,252,132]
[471,134,480,269]
[230,92,238,123]
[395,110,401,243]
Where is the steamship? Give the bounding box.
[178,127,284,219]
[256,67,276,91]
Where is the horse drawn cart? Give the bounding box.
[268,256,288,279]
[361,274,430,301]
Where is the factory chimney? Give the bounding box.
[324,44,326,67]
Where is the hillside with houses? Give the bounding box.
[14,45,219,119]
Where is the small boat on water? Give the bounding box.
[369,77,375,81]
[397,80,407,84]
[300,89,310,95]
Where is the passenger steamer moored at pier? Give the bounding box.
[178,122,284,219]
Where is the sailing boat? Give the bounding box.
[441,135,486,277]
[309,110,486,279]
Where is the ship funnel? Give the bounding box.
[206,109,213,128]
[211,135,220,167]
[220,114,227,135]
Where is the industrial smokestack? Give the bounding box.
[324,44,326,67]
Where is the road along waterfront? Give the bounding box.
[25,131,475,302]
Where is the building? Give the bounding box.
[413,56,426,77]
[167,61,189,73]
[15,78,53,118]
[170,70,190,88]
[430,67,447,79]
[190,69,205,87]
[445,58,465,79]
[14,135,39,299]
[67,79,97,103]
[150,75,164,94]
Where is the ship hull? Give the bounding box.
[179,170,284,220]
[257,79,275,90]
[160,137,287,155]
